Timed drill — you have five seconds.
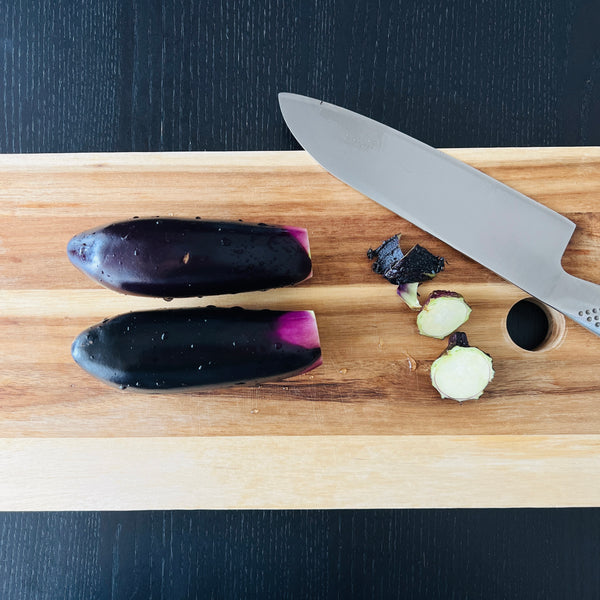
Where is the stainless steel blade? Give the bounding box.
[279,92,600,337]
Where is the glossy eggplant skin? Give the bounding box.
[71,306,322,391]
[67,218,312,297]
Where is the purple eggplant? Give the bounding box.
[71,306,322,391]
[67,218,312,298]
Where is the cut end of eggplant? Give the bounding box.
[275,310,321,350]
[416,291,472,339]
[285,226,311,257]
[430,332,494,401]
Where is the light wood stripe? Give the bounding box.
[0,435,597,510]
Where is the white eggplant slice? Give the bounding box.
[416,291,472,339]
[397,282,421,310]
[430,332,494,401]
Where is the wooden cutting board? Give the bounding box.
[1,148,599,509]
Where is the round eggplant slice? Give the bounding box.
[430,332,494,401]
[417,291,472,339]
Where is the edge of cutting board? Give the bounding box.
[1,434,598,510]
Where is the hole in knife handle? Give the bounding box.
[505,298,566,351]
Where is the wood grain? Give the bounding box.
[1,149,600,439]
[0,435,598,510]
[0,148,599,509]
[2,1,598,154]
[1,508,596,599]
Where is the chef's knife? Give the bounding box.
[278,92,600,338]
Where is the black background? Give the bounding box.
[1,1,599,598]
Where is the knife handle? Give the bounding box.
[550,271,600,337]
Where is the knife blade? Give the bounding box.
[278,92,600,338]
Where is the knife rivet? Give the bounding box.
[594,308,598,313]
[579,311,584,316]
[587,317,593,322]
[586,309,591,315]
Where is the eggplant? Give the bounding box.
[367,234,445,308]
[430,332,494,401]
[396,282,421,310]
[367,235,444,286]
[367,234,405,277]
[67,218,312,297]
[71,306,322,391]
[416,290,472,339]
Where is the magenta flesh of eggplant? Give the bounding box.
[67,218,312,297]
[71,306,322,391]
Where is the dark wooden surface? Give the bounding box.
[1,0,599,154]
[0,0,599,598]
[0,510,598,599]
